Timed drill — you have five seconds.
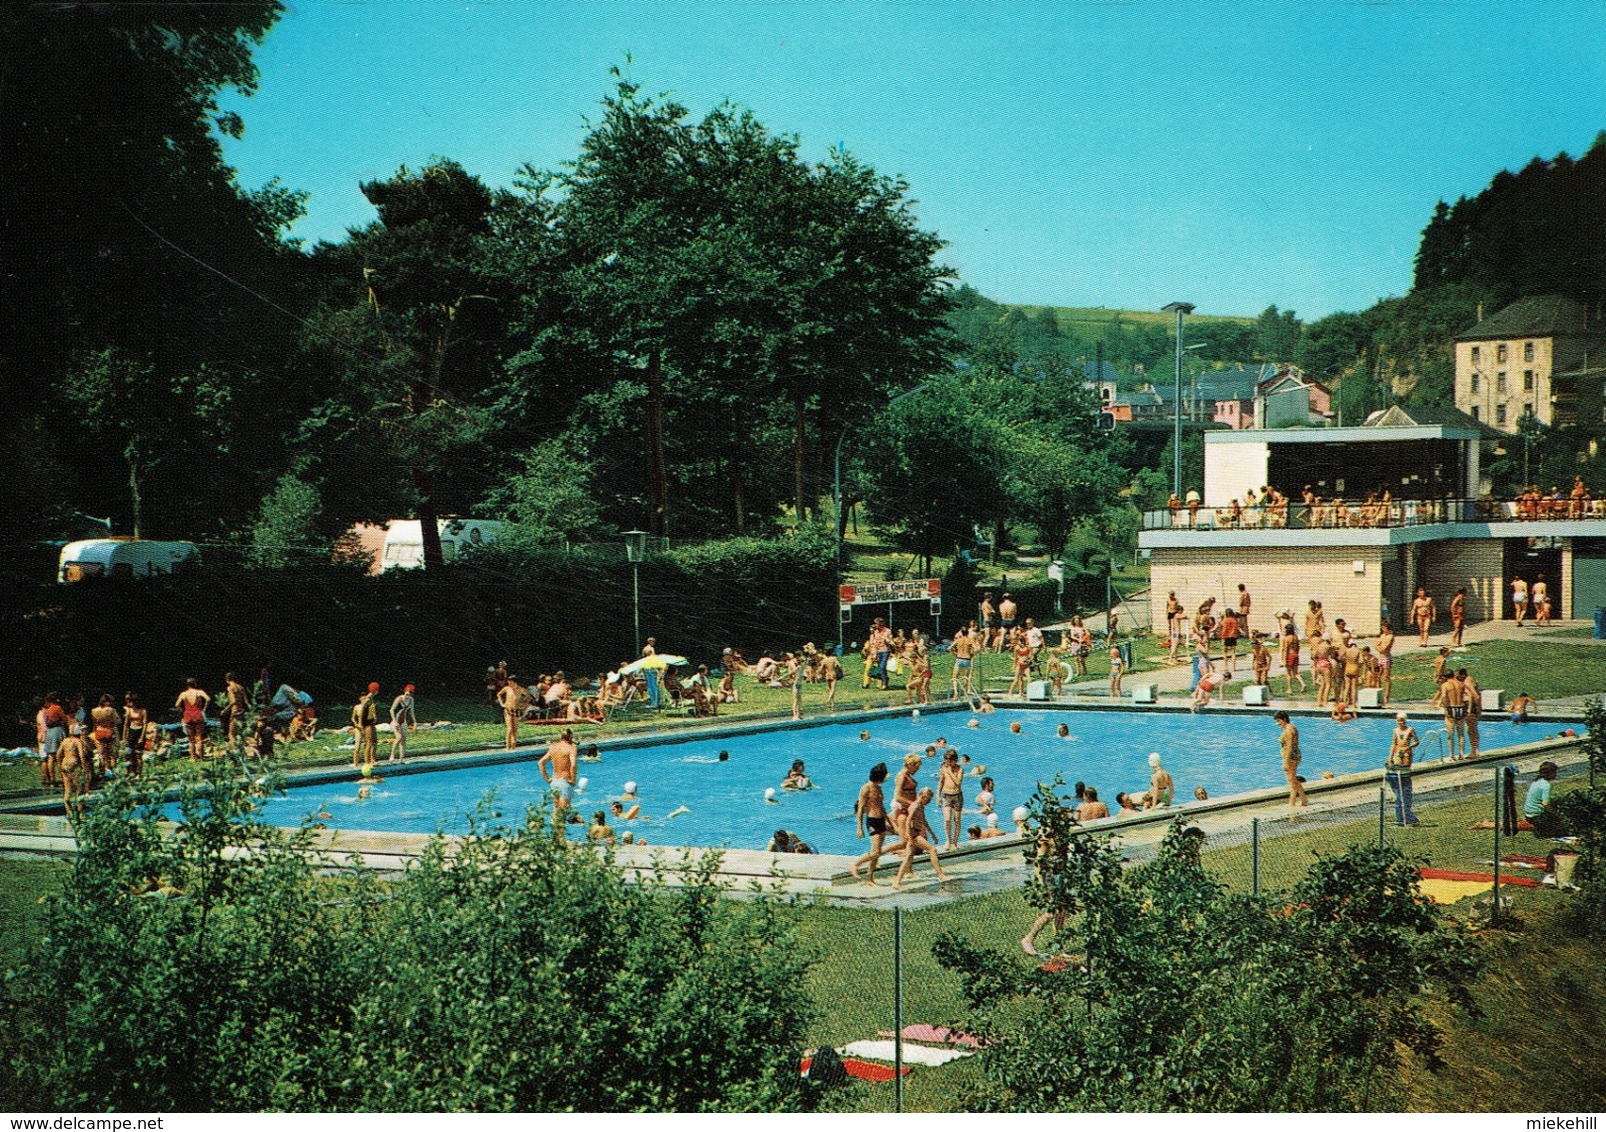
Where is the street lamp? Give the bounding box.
[622,529,648,657]
[834,382,931,594]
[1162,302,1195,497]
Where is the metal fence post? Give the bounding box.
[1378,787,1386,848]
[1251,817,1260,895]
[1492,769,1502,928]
[894,905,903,1113]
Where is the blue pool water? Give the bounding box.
[244,709,1532,855]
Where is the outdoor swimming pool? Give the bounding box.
[248,708,1537,855]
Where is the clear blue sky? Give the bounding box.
[221,1,1606,320]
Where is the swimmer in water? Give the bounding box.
[610,799,641,821]
[859,730,871,740]
[664,805,691,819]
[967,718,980,728]
[1056,723,1070,738]
[1009,721,1022,734]
[978,695,996,714]
[580,744,602,762]
[620,780,639,801]
[1194,786,1209,801]
[763,788,779,805]
[782,759,813,791]
[935,737,948,748]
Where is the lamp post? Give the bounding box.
[834,382,931,596]
[1162,302,1195,497]
[623,529,648,657]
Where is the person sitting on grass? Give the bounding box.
[1524,761,1566,838]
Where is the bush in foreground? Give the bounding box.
[4,771,813,1111]
[933,788,1482,1112]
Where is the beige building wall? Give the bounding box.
[1456,337,1554,431]
[1149,546,1389,636]
[1415,539,1504,621]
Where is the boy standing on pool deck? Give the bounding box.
[851,763,898,885]
[1386,712,1419,826]
[1108,645,1124,700]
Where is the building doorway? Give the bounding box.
[1504,539,1562,619]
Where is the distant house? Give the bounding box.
[1255,367,1333,428]
[1453,295,1606,431]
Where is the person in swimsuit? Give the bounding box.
[938,749,965,849]
[537,727,579,835]
[1237,583,1252,636]
[1533,574,1551,625]
[122,692,148,778]
[851,762,899,884]
[1411,587,1436,647]
[1276,711,1307,813]
[58,731,90,822]
[1165,591,1184,662]
[1250,633,1271,688]
[1282,627,1306,695]
[951,625,979,698]
[351,683,380,770]
[892,787,950,890]
[497,677,528,751]
[1008,632,1033,695]
[1460,668,1482,759]
[223,671,249,753]
[1386,712,1420,826]
[1220,610,1240,675]
[979,592,998,652]
[389,683,417,762]
[1449,589,1467,648]
[1441,669,1468,760]
[998,592,1018,652]
[175,679,211,762]
[1312,635,1334,708]
[1375,619,1395,705]
[1511,575,1529,625]
[89,694,119,777]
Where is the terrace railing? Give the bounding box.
[1141,495,1606,532]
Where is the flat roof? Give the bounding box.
[1205,425,1481,445]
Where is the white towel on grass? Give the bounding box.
[841,1040,972,1066]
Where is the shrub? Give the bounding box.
[933,793,1481,1112]
[5,769,815,1111]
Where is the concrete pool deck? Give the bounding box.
[1,721,1588,907]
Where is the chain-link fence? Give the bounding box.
[1188,757,1591,923]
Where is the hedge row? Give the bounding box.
[0,537,835,742]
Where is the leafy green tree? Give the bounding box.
[858,379,1008,575]
[934,808,1481,1112]
[512,78,954,538]
[483,437,607,549]
[1,2,305,543]
[1253,305,1304,364]
[8,771,816,1111]
[303,159,509,568]
[246,475,329,569]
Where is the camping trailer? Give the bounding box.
[375,519,503,572]
[58,539,200,582]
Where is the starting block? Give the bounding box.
[1481,688,1505,711]
[1130,683,1157,704]
[1026,680,1049,701]
[1242,684,1270,706]
[1357,688,1383,709]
